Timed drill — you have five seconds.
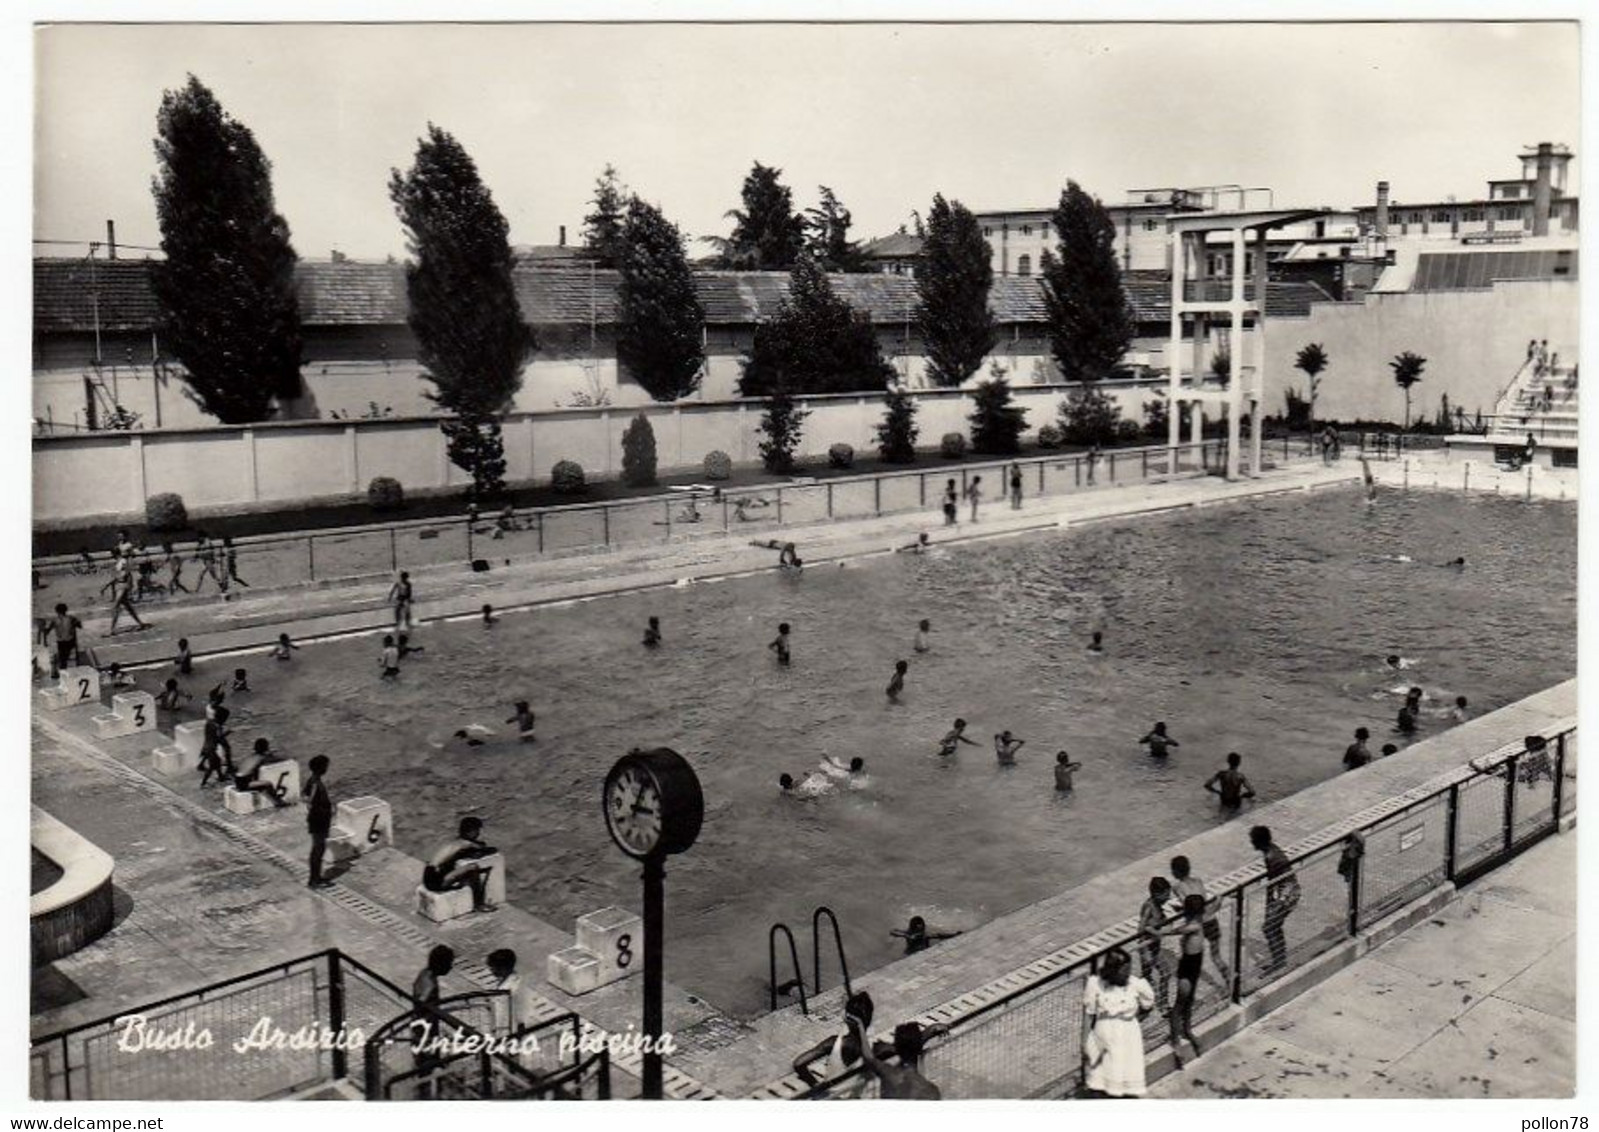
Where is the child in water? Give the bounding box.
[175,638,194,676]
[273,633,299,661]
[1054,751,1083,790]
[886,660,909,701]
[994,730,1025,765]
[230,668,250,693]
[379,635,400,680]
[914,619,932,653]
[506,701,536,742]
[890,915,962,955]
[155,678,190,713]
[1140,722,1179,757]
[643,617,662,647]
[769,623,792,666]
[939,719,979,756]
[1087,631,1105,654]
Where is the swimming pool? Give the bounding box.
[175,486,1576,1017]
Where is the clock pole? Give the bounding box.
[641,852,665,1099]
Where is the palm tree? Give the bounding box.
[1295,343,1329,441]
[1389,351,1426,429]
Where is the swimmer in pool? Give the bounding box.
[1450,695,1470,723]
[782,771,835,797]
[1054,751,1083,790]
[913,619,932,653]
[994,730,1025,765]
[1087,630,1105,654]
[1380,743,1399,758]
[896,533,932,554]
[890,915,962,956]
[1437,556,1466,568]
[482,604,499,628]
[939,718,979,756]
[1384,654,1416,672]
[1140,722,1179,758]
[273,633,300,661]
[1360,456,1377,501]
[1204,753,1256,810]
[506,701,536,742]
[886,660,909,702]
[643,616,662,648]
[769,622,792,666]
[820,756,868,788]
[751,539,803,569]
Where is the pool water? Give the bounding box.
[165,487,1575,1017]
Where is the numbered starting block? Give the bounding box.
[222,759,302,815]
[93,691,157,740]
[152,721,208,777]
[327,796,394,862]
[548,906,642,996]
[38,666,99,712]
[415,853,505,922]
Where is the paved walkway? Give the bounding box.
[1151,829,1575,1099]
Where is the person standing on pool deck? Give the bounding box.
[1008,462,1023,509]
[303,755,334,889]
[1204,752,1255,811]
[1170,855,1230,990]
[939,718,979,756]
[942,480,958,526]
[965,475,983,522]
[1251,825,1299,974]
[106,568,147,635]
[388,571,415,632]
[162,542,190,595]
[769,622,792,666]
[1138,876,1174,1007]
[222,537,250,590]
[1086,444,1102,485]
[1343,727,1372,770]
[885,660,909,702]
[1156,893,1208,1066]
[42,603,83,670]
[1139,722,1179,758]
[1081,946,1156,1098]
[994,730,1025,765]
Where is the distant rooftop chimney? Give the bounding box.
[559,225,567,248]
[1532,142,1554,237]
[1375,181,1390,239]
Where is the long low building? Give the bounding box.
[32,257,1329,431]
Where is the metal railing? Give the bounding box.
[796,723,1575,1100]
[29,949,610,1101]
[36,439,1248,612]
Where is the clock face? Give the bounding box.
[605,762,664,858]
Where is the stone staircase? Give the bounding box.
[1489,353,1578,443]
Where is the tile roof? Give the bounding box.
[33,257,1331,334]
[1412,249,1578,291]
[860,233,925,259]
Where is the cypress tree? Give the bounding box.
[739,256,896,396]
[616,197,706,401]
[718,162,807,270]
[805,186,866,272]
[1041,181,1135,382]
[968,371,1030,454]
[876,385,920,463]
[389,124,535,497]
[581,164,629,267]
[149,75,304,423]
[916,193,997,387]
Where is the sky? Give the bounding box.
[34,21,1580,261]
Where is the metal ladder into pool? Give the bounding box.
[767,905,853,1016]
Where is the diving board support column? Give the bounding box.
[1251,227,1268,476]
[1167,229,1183,468]
[1226,227,1244,482]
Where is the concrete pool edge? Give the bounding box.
[682,679,1577,1097]
[30,806,115,967]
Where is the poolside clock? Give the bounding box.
[602,747,703,1099]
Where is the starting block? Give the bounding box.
[548,906,642,996]
[38,666,99,712]
[221,760,301,815]
[93,691,157,739]
[415,853,505,922]
[328,796,393,862]
[152,721,208,776]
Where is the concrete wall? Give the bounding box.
[1259,278,1579,425]
[33,382,1163,523]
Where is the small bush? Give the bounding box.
[828,442,855,469]
[551,460,586,494]
[366,476,404,512]
[1114,419,1144,444]
[622,414,658,488]
[145,492,188,532]
[940,432,967,459]
[876,386,920,463]
[704,450,733,480]
[1036,423,1063,449]
[758,389,810,474]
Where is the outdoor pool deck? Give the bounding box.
[1151,828,1574,1099]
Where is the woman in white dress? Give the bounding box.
[1081,946,1156,1097]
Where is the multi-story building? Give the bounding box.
[1355,143,1578,245]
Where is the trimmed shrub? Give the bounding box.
[758,389,810,474]
[367,477,405,512]
[968,374,1030,455]
[1059,386,1123,446]
[145,492,188,531]
[1036,423,1063,449]
[704,450,733,481]
[876,386,920,463]
[551,460,586,494]
[940,432,967,459]
[1114,419,1144,444]
[828,442,855,469]
[621,414,658,488]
